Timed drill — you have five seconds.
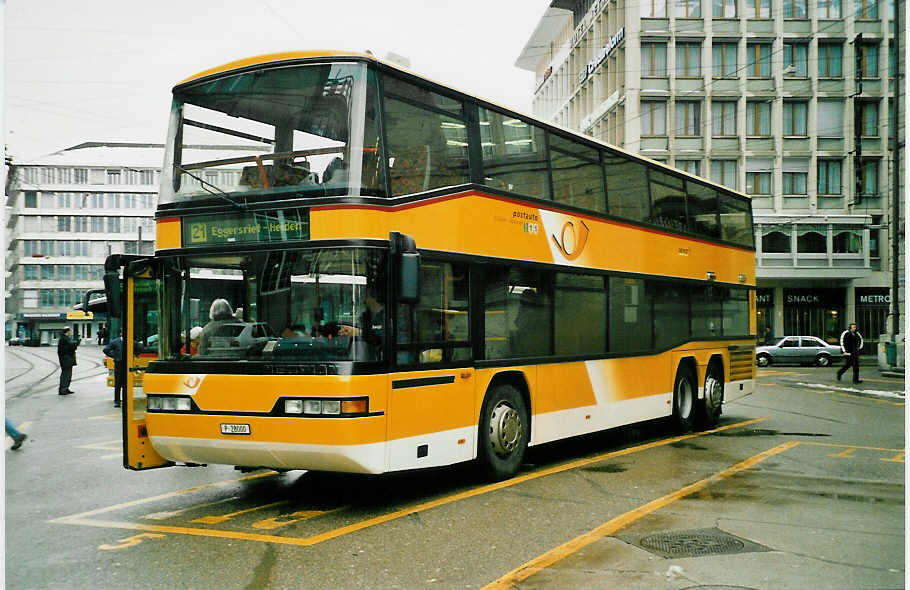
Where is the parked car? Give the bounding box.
[756,336,844,367]
[7,337,22,346]
[200,322,277,357]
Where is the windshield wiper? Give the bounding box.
[178,166,247,211]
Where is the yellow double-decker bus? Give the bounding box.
[109,50,755,480]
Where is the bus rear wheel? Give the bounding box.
[698,364,724,429]
[477,384,529,481]
[673,364,697,432]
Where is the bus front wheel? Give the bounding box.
[673,365,697,432]
[477,384,529,481]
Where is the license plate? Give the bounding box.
[220,423,251,435]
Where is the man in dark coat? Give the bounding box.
[103,331,124,407]
[57,327,79,395]
[836,322,864,384]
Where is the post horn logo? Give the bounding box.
[551,219,590,261]
[183,376,201,389]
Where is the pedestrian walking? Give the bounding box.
[57,327,79,395]
[103,331,124,407]
[836,322,864,384]
[5,418,27,450]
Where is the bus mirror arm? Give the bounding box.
[390,232,420,304]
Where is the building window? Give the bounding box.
[856,0,878,17]
[782,172,808,194]
[107,217,121,233]
[818,42,843,77]
[797,225,827,252]
[861,101,879,136]
[642,43,668,76]
[819,0,842,17]
[762,226,791,253]
[859,159,879,195]
[746,172,772,195]
[860,44,879,77]
[24,191,37,208]
[783,43,808,76]
[642,0,669,16]
[746,43,771,77]
[676,160,701,175]
[641,101,667,135]
[676,43,701,77]
[713,0,737,16]
[24,265,38,280]
[106,169,121,185]
[41,265,55,280]
[711,160,738,189]
[711,101,737,136]
[73,168,89,184]
[675,101,701,136]
[57,216,72,232]
[712,43,737,77]
[746,101,771,135]
[747,0,771,16]
[783,101,808,135]
[817,100,844,137]
[783,0,809,16]
[676,0,702,17]
[818,159,843,194]
[833,227,863,253]
[746,159,772,195]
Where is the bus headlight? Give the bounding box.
[146,395,193,412]
[281,397,369,417]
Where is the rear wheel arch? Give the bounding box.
[672,357,698,432]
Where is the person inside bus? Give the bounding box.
[180,326,202,355]
[198,299,236,355]
[338,287,384,347]
[322,156,348,186]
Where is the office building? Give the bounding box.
[517,0,901,348]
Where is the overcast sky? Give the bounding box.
[4,0,552,161]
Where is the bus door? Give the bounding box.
[122,261,172,470]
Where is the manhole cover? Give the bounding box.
[618,528,770,559]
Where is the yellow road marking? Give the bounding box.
[800,442,904,452]
[191,500,287,524]
[49,471,278,524]
[252,507,347,530]
[881,451,904,463]
[98,532,165,551]
[49,417,768,547]
[76,440,121,451]
[482,441,800,590]
[827,447,857,458]
[88,413,121,420]
[143,496,241,521]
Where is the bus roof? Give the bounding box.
[176,50,752,204]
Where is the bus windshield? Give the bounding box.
[159,248,387,363]
[160,61,385,205]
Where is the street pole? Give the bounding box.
[892,0,902,337]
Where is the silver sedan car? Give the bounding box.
[756,336,844,367]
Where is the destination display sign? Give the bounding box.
[182,208,310,247]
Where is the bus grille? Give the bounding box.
[729,347,755,381]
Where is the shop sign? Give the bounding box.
[756,288,773,306]
[21,313,65,319]
[783,288,843,307]
[578,27,625,84]
[856,287,891,307]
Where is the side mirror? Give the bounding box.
[390,232,419,304]
[104,272,121,319]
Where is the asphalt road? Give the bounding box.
[4,344,906,589]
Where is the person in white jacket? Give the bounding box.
[836,323,864,384]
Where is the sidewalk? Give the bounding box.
[776,367,906,399]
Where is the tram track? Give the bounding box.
[6,344,107,400]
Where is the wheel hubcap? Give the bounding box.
[704,376,723,412]
[489,402,521,457]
